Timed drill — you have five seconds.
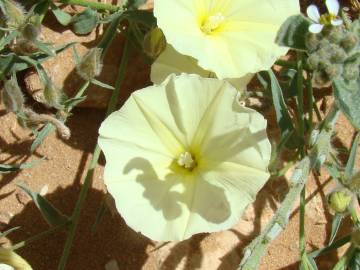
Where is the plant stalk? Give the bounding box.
[56,0,121,11]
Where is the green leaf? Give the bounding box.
[0,31,18,51]
[63,96,86,108]
[0,159,43,173]
[275,14,311,51]
[345,132,360,181]
[324,163,342,181]
[31,123,54,153]
[329,214,343,245]
[91,79,114,90]
[309,234,351,258]
[333,79,360,130]
[33,40,56,57]
[17,182,69,227]
[50,3,72,26]
[259,70,297,148]
[349,249,360,270]
[71,8,98,35]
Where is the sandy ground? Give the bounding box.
[0,0,359,269]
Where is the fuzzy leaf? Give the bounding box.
[333,79,360,130]
[71,8,98,35]
[51,3,72,26]
[275,14,311,51]
[17,182,68,227]
[345,133,360,180]
[31,123,54,153]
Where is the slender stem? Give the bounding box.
[307,73,314,132]
[11,222,69,250]
[296,52,305,146]
[299,187,306,256]
[350,206,360,226]
[56,0,121,11]
[313,103,323,122]
[57,36,130,270]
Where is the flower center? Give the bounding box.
[200,12,225,35]
[319,13,336,25]
[177,151,196,170]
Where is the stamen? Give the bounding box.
[177,152,195,169]
[201,12,225,35]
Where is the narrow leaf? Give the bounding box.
[329,214,343,245]
[345,133,360,180]
[17,182,68,227]
[0,226,20,238]
[91,79,114,90]
[0,159,43,173]
[31,123,54,153]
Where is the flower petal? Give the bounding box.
[309,23,324,33]
[331,18,343,26]
[306,4,320,22]
[326,0,340,15]
[151,44,253,92]
[154,0,300,79]
[0,248,33,270]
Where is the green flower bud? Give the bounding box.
[143,27,167,59]
[76,48,103,81]
[328,190,352,213]
[312,70,331,88]
[307,54,321,70]
[1,75,24,112]
[305,33,320,52]
[0,0,26,27]
[21,22,41,41]
[327,27,344,44]
[341,33,359,52]
[325,64,342,78]
[330,47,347,63]
[343,62,360,81]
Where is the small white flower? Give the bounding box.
[307,0,343,33]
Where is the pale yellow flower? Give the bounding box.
[0,248,33,270]
[154,0,300,79]
[98,74,271,241]
[151,44,253,92]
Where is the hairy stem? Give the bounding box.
[238,106,340,270]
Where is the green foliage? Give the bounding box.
[275,15,311,51]
[50,3,72,26]
[17,182,69,227]
[333,79,360,130]
[71,8,98,35]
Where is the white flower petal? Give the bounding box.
[99,74,271,241]
[331,18,343,26]
[326,0,340,15]
[154,0,300,79]
[306,5,320,22]
[151,44,253,92]
[309,23,324,33]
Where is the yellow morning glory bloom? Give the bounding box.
[0,248,33,270]
[98,74,271,241]
[154,0,300,79]
[151,44,253,92]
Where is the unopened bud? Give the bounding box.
[307,54,321,70]
[341,33,359,51]
[21,22,41,41]
[1,75,24,112]
[0,0,26,27]
[343,62,360,81]
[76,48,103,81]
[327,27,344,44]
[143,27,167,59]
[325,64,342,78]
[328,190,352,213]
[330,47,347,63]
[305,33,320,52]
[43,77,65,110]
